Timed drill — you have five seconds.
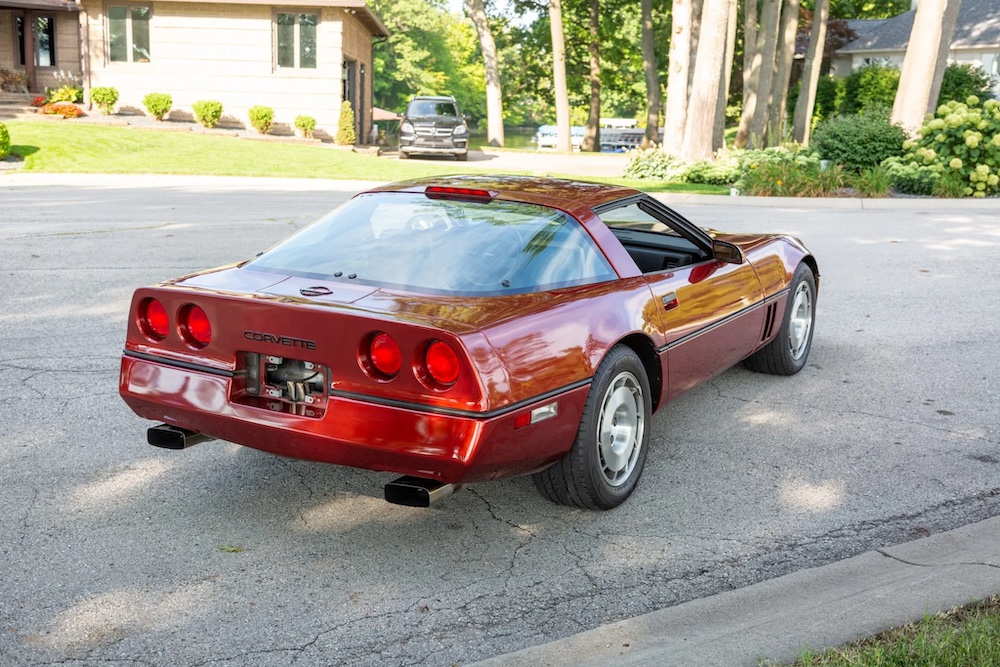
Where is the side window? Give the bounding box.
[598,201,708,274]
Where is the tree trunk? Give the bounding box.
[713,0,739,150]
[682,0,731,161]
[663,0,692,153]
[892,0,960,133]
[582,0,601,152]
[641,0,660,147]
[927,0,962,111]
[742,0,758,110]
[465,0,505,147]
[767,0,799,144]
[792,0,828,145]
[549,0,573,152]
[737,0,781,148]
[689,0,704,94]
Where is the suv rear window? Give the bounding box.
[407,100,458,117]
[247,193,615,296]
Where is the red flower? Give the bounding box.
[31,96,47,107]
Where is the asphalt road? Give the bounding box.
[1,175,998,666]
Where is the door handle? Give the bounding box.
[662,292,679,310]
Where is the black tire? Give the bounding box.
[533,345,651,510]
[398,150,409,160]
[744,262,816,376]
[456,151,469,162]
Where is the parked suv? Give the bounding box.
[399,95,469,161]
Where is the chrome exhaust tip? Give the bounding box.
[384,476,461,507]
[147,424,214,450]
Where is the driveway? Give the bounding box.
[1,175,998,666]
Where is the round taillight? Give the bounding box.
[425,340,460,386]
[369,332,402,377]
[140,298,169,340]
[180,304,212,348]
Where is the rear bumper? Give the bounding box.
[119,354,587,484]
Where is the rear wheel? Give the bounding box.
[744,262,816,375]
[533,345,651,510]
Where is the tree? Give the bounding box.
[582,0,601,152]
[682,0,731,161]
[640,0,660,147]
[927,0,963,111]
[792,0,829,145]
[767,0,800,143]
[736,0,782,148]
[549,0,572,152]
[713,0,738,150]
[465,0,505,147]
[891,0,962,133]
[664,0,693,153]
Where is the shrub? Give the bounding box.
[30,96,46,107]
[336,101,356,145]
[881,156,939,195]
[739,158,845,197]
[838,64,899,115]
[685,155,739,185]
[248,105,274,134]
[90,86,119,115]
[813,75,840,123]
[813,108,905,171]
[193,100,224,128]
[0,121,10,160]
[899,96,1000,198]
[622,146,687,180]
[294,114,317,138]
[143,93,172,120]
[39,103,83,118]
[847,164,892,197]
[937,63,996,106]
[48,84,83,104]
[0,68,29,92]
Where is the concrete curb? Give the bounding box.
[468,516,1000,667]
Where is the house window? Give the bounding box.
[275,12,317,69]
[107,5,151,63]
[16,15,56,67]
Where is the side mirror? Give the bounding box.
[713,240,744,265]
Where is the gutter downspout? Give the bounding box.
[78,0,91,105]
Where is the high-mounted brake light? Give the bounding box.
[368,332,402,378]
[424,186,497,201]
[139,298,169,341]
[424,340,461,386]
[180,304,212,348]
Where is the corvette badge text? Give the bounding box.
[243,331,317,350]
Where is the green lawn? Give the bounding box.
[3,120,726,194]
[776,596,1000,667]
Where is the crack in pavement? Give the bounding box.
[877,549,1000,570]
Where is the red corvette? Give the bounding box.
[120,176,817,509]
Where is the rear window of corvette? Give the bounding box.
[246,193,617,296]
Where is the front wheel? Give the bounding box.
[744,262,816,376]
[532,345,651,510]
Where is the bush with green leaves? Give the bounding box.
[838,64,900,116]
[622,146,687,181]
[0,121,10,160]
[938,64,996,107]
[336,101,356,145]
[248,105,274,134]
[685,155,739,185]
[48,84,83,104]
[193,100,224,128]
[738,154,845,197]
[881,156,939,195]
[294,115,317,138]
[143,93,172,120]
[90,86,119,115]
[813,108,905,171]
[899,96,1000,198]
